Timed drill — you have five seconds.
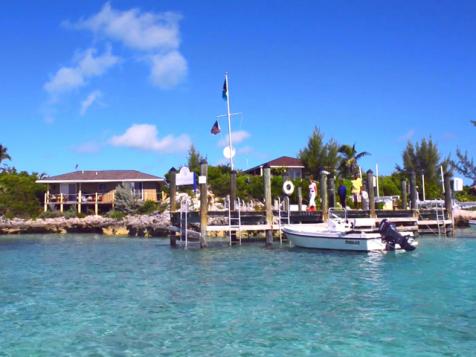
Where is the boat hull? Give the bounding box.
[283,224,414,252]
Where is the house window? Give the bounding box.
[131,182,144,200]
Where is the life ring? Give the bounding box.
[282,180,295,195]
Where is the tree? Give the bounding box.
[0,171,45,218]
[114,183,141,214]
[298,128,340,177]
[337,144,370,178]
[0,145,11,166]
[397,137,446,199]
[452,121,476,185]
[187,145,204,174]
[399,138,441,183]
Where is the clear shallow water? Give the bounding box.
[1,231,476,357]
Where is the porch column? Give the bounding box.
[44,184,50,212]
[60,193,64,213]
[95,192,99,215]
[78,183,82,214]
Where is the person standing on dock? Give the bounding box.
[308,175,317,212]
[338,181,347,208]
[351,174,362,209]
[361,186,369,211]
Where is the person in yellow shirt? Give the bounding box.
[351,174,362,209]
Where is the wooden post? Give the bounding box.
[44,193,48,212]
[320,171,328,221]
[230,170,238,243]
[60,193,64,213]
[410,171,417,214]
[367,170,376,217]
[401,180,407,209]
[328,174,335,209]
[169,167,177,213]
[199,160,208,248]
[297,186,303,212]
[444,172,453,220]
[230,170,237,211]
[78,183,82,214]
[168,167,177,247]
[264,166,273,247]
[95,192,98,215]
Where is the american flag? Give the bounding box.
[210,120,221,135]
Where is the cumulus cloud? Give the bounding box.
[80,90,102,115]
[218,130,251,147]
[71,2,181,51]
[44,48,119,94]
[68,3,187,88]
[110,124,191,153]
[149,51,187,89]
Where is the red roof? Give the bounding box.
[245,156,304,172]
[37,170,164,183]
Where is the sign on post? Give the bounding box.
[176,167,195,186]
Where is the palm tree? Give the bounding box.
[338,144,370,178]
[0,145,11,165]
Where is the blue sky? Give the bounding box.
[1,1,475,179]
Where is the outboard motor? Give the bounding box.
[379,219,416,251]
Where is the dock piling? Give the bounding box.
[367,170,376,217]
[169,167,177,247]
[264,166,273,247]
[444,172,453,221]
[297,187,303,212]
[320,171,328,221]
[200,160,208,248]
[410,171,417,213]
[328,174,335,209]
[401,180,407,209]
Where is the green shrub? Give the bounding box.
[39,210,63,219]
[105,210,126,220]
[0,171,45,218]
[138,200,159,214]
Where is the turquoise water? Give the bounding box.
[1,232,476,356]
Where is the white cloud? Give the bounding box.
[74,141,102,153]
[218,130,251,147]
[44,48,119,94]
[72,3,181,51]
[109,124,191,153]
[149,51,187,89]
[68,3,187,88]
[80,90,102,115]
[398,129,415,142]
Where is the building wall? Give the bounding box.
[46,181,160,203]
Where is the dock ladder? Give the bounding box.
[227,196,242,246]
[434,205,447,237]
[276,196,291,245]
[179,197,200,248]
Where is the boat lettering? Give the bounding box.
[345,240,360,245]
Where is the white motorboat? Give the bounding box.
[283,217,417,252]
[469,220,476,227]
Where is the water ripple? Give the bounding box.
[1,232,476,356]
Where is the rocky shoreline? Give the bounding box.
[0,213,172,237]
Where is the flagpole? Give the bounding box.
[225,72,234,170]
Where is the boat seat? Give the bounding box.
[351,218,377,228]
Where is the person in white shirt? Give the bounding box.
[308,175,317,211]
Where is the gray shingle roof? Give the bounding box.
[37,170,164,183]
